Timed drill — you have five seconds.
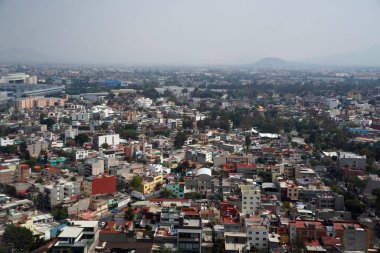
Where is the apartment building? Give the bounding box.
[241,184,261,214]
[246,224,269,251]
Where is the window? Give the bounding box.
[249,232,252,234]
[256,238,259,240]
[256,232,259,234]
[263,232,267,235]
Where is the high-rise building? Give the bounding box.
[241,184,261,214]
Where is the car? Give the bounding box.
[111,208,119,213]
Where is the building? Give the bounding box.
[289,220,326,242]
[338,152,366,170]
[15,96,65,110]
[43,181,81,208]
[164,182,185,198]
[97,134,120,148]
[177,211,202,253]
[0,166,13,184]
[142,175,163,195]
[71,112,91,122]
[0,83,65,98]
[0,73,37,84]
[27,141,49,158]
[0,137,14,147]
[52,220,99,253]
[83,175,116,196]
[246,224,269,251]
[81,158,104,177]
[241,184,261,214]
[76,149,89,160]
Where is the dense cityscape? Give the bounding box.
[0,63,379,253]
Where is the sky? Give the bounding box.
[0,0,380,65]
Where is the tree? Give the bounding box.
[52,206,68,221]
[161,188,174,198]
[345,199,365,218]
[245,134,251,151]
[130,175,143,191]
[213,238,225,253]
[3,224,35,251]
[101,143,110,149]
[75,133,90,146]
[124,208,135,221]
[174,131,188,149]
[40,118,56,129]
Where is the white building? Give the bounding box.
[326,98,341,109]
[76,149,89,160]
[0,137,14,147]
[241,184,261,214]
[98,134,120,148]
[0,73,37,84]
[64,127,79,143]
[135,97,153,108]
[71,112,91,122]
[0,92,8,102]
[246,225,269,251]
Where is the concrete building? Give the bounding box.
[27,141,49,158]
[0,166,13,184]
[246,224,269,251]
[15,96,65,110]
[52,220,99,253]
[177,214,202,253]
[43,181,81,208]
[0,137,14,147]
[71,112,91,122]
[81,159,104,177]
[97,134,120,148]
[338,152,366,170]
[241,184,261,214]
[0,73,37,84]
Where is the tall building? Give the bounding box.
[241,184,261,214]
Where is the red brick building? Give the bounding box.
[84,175,116,196]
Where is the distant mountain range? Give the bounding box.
[252,44,380,68]
[0,48,57,63]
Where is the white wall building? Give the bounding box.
[0,73,37,84]
[76,149,89,160]
[135,97,153,108]
[98,134,120,148]
[246,225,269,251]
[71,112,91,122]
[0,137,14,147]
[241,184,261,214]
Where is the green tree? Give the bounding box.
[245,134,251,150]
[3,224,35,251]
[213,238,225,253]
[75,133,90,146]
[52,206,68,221]
[345,199,365,218]
[124,208,135,221]
[174,131,188,149]
[40,118,56,129]
[101,143,110,149]
[161,188,174,198]
[130,175,143,191]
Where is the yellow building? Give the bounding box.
[142,175,163,195]
[83,179,92,196]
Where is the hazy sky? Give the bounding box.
[1,0,380,64]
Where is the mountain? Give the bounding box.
[305,44,380,67]
[0,48,57,63]
[252,57,288,68]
